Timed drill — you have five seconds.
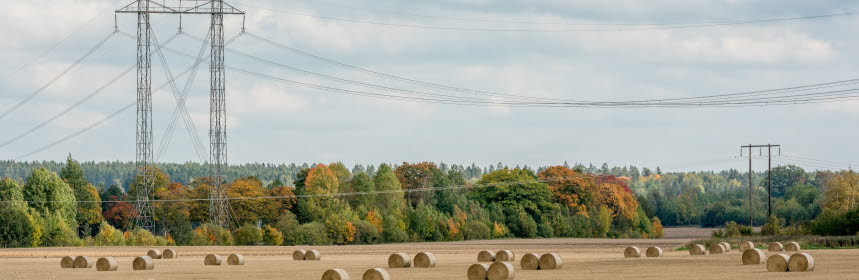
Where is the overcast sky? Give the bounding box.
[0,0,857,172]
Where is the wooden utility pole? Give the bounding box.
[740,144,781,227]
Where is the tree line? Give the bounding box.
[0,157,662,247]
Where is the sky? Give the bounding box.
[0,0,857,172]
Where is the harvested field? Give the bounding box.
[1,234,857,279]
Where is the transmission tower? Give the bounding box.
[116,0,244,229]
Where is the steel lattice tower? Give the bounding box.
[117,0,244,229]
[133,0,155,231]
[209,0,230,227]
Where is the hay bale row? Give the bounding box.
[478,250,496,262]
[766,253,790,272]
[785,242,801,252]
[741,249,766,265]
[163,249,178,259]
[388,253,411,268]
[709,244,726,255]
[60,256,75,268]
[205,254,223,265]
[689,244,706,255]
[147,249,162,259]
[788,253,815,272]
[96,257,118,271]
[73,256,94,268]
[468,263,490,280]
[363,268,390,280]
[624,247,641,258]
[766,253,815,272]
[646,247,663,257]
[322,268,350,280]
[414,252,437,268]
[228,253,245,265]
[488,262,515,280]
[496,250,515,262]
[306,250,322,261]
[520,253,541,270]
[294,250,307,260]
[768,242,784,252]
[133,256,154,270]
[720,242,732,252]
[538,253,563,270]
[739,241,754,252]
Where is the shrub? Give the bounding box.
[298,222,331,245]
[190,223,233,246]
[129,228,157,246]
[94,221,125,246]
[154,236,171,246]
[506,207,537,238]
[353,220,381,244]
[491,221,509,238]
[0,206,36,248]
[233,224,263,246]
[462,220,490,240]
[44,213,83,247]
[538,220,554,238]
[761,216,784,236]
[275,212,302,245]
[262,225,283,246]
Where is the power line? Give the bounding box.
[229,1,857,32]
[241,32,859,106]
[0,31,118,121]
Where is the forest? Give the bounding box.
[0,157,856,247]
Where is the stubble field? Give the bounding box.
[0,227,856,279]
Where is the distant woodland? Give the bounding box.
[0,157,856,248]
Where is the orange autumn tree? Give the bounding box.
[537,166,596,214]
[593,177,640,222]
[395,162,437,207]
[228,176,280,225]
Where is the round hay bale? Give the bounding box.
[741,249,766,265]
[305,250,322,261]
[785,242,801,252]
[163,249,177,259]
[147,249,162,259]
[60,256,75,268]
[766,253,790,272]
[487,262,515,280]
[709,244,725,255]
[414,252,437,268]
[721,242,732,252]
[538,253,563,270]
[496,250,515,262]
[689,244,706,255]
[73,256,94,268]
[96,257,118,271]
[646,247,663,257]
[293,250,307,260]
[387,253,411,268]
[204,254,223,265]
[362,268,390,280]
[624,247,641,258]
[227,253,245,265]
[739,241,754,252]
[768,242,784,252]
[788,253,815,272]
[477,250,496,262]
[133,256,154,270]
[520,253,541,270]
[322,268,350,280]
[467,263,490,280]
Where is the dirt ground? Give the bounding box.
[0,228,856,279]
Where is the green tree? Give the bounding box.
[0,206,36,247]
[94,221,125,246]
[770,165,807,198]
[0,177,25,209]
[470,168,556,218]
[348,173,375,211]
[373,164,407,217]
[23,168,77,230]
[233,224,263,246]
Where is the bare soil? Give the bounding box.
[0,229,854,279]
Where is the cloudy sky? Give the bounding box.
[1,0,857,172]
